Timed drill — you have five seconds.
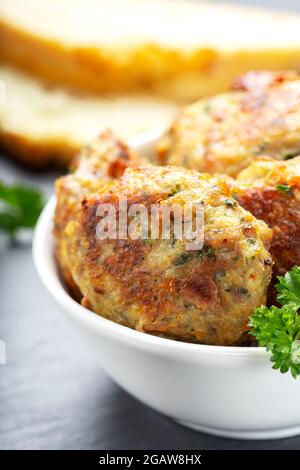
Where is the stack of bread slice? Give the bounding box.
[2,0,300,167]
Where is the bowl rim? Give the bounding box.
[33,194,269,359]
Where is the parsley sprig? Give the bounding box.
[249,266,300,378]
[0,181,44,237]
[276,183,292,194]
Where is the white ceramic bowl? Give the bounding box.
[33,134,300,440]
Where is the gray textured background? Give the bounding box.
[1,0,300,450]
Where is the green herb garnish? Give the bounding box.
[174,252,190,266]
[173,245,216,266]
[0,181,44,237]
[224,198,237,208]
[249,266,300,378]
[276,184,292,194]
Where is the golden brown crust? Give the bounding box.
[238,187,300,271]
[57,157,272,345]
[54,131,141,296]
[4,11,300,104]
[0,20,113,96]
[157,71,300,177]
[235,157,300,303]
[0,130,79,168]
[0,19,216,101]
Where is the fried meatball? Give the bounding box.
[157,71,300,177]
[234,157,300,302]
[59,161,272,346]
[54,130,141,298]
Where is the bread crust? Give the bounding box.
[0,130,79,168]
[0,19,216,102]
[3,14,300,102]
[0,65,177,167]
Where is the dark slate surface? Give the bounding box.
[1,0,300,450]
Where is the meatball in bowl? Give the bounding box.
[60,165,272,346]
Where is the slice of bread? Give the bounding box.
[2,0,300,101]
[0,66,177,167]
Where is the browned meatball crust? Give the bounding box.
[157,71,300,177]
[54,130,141,298]
[57,159,272,345]
[234,157,300,302]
